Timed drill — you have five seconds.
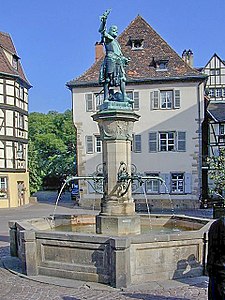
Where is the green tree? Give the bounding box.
[207,147,225,204]
[28,110,76,193]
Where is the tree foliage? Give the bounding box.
[28,110,76,193]
[207,147,225,202]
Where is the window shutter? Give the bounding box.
[177,131,186,151]
[86,135,93,153]
[185,173,192,194]
[85,94,93,111]
[134,134,142,152]
[133,92,139,110]
[149,132,157,152]
[160,173,170,193]
[150,91,159,109]
[174,90,181,108]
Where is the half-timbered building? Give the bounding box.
[0,32,31,208]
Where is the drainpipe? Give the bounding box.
[197,82,203,203]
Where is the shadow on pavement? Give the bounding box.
[62,297,80,300]
[123,293,186,300]
[34,191,76,208]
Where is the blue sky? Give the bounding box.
[1,0,225,113]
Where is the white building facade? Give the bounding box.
[68,16,206,209]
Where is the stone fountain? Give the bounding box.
[9,10,213,288]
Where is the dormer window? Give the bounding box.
[12,55,18,70]
[129,38,144,50]
[150,57,169,71]
[156,60,168,71]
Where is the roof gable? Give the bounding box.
[0,31,31,87]
[68,15,203,87]
[204,53,225,70]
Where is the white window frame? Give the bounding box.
[160,91,173,109]
[171,173,184,194]
[216,88,222,98]
[159,132,175,152]
[95,136,102,153]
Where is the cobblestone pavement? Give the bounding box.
[0,194,211,299]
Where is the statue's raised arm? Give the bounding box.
[99,9,111,36]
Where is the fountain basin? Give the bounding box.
[9,214,212,288]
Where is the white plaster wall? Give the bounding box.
[72,80,205,202]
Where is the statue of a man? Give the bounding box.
[98,10,132,103]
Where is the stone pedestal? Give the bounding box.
[92,108,141,235]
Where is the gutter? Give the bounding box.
[67,74,207,89]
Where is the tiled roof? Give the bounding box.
[207,103,225,122]
[68,15,205,87]
[0,31,31,87]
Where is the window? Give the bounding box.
[210,69,220,75]
[223,89,225,97]
[145,173,159,194]
[18,114,24,129]
[156,60,168,71]
[130,39,144,50]
[95,136,102,153]
[151,90,180,110]
[19,87,24,100]
[171,173,184,193]
[127,91,139,110]
[159,132,175,151]
[133,134,142,152]
[209,89,215,97]
[12,56,18,70]
[17,143,24,159]
[85,93,104,111]
[86,136,93,153]
[160,91,172,109]
[216,89,222,98]
[0,177,7,199]
[85,94,93,111]
[219,124,225,135]
[149,131,186,152]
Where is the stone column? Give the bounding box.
[92,109,141,235]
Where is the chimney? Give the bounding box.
[187,49,194,67]
[95,42,104,62]
[182,49,194,67]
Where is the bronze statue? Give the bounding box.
[98,9,132,103]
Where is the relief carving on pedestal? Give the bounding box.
[99,120,134,140]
